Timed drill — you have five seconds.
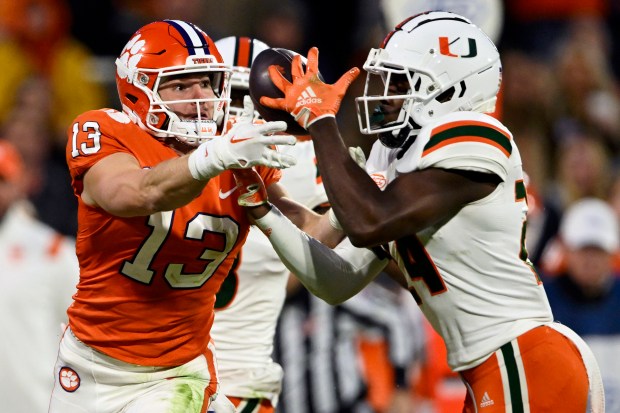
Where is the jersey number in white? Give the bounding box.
[71,121,102,157]
[121,211,239,289]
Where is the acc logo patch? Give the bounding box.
[59,366,80,392]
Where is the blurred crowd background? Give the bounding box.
[1,0,619,248]
[1,0,620,412]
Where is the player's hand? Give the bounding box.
[261,47,360,129]
[232,168,269,207]
[188,97,297,181]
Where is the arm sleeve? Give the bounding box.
[254,205,390,304]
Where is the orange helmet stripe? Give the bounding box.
[235,36,253,68]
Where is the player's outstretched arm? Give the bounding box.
[254,204,389,304]
[83,97,297,217]
[234,169,386,303]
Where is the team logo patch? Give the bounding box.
[59,366,80,392]
[117,34,145,80]
[370,173,387,189]
[438,37,478,58]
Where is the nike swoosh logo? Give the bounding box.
[219,185,239,199]
[230,135,252,143]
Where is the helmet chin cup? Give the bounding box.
[378,123,412,148]
[169,118,219,145]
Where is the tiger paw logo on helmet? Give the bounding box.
[59,366,80,392]
[116,35,145,81]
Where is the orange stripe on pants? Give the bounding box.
[460,325,588,412]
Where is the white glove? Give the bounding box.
[188,96,297,181]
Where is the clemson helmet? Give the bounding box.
[115,19,232,145]
[356,11,502,148]
[214,36,270,118]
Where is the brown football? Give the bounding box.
[249,48,322,136]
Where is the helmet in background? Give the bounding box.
[215,36,270,118]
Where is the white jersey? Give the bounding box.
[211,138,327,402]
[365,111,553,371]
[0,202,79,413]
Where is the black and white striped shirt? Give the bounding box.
[273,275,425,413]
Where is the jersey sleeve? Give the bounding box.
[398,113,513,181]
[66,109,136,184]
[255,164,282,187]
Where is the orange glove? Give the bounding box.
[260,47,360,130]
[232,168,269,207]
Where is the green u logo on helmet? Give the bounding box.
[438,37,478,58]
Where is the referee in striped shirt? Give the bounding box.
[274,273,425,413]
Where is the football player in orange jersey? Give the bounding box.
[49,20,339,413]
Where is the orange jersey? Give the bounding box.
[65,109,281,366]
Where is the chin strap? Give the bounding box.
[377,114,420,150]
[396,133,418,160]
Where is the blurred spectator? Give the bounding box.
[0,139,79,413]
[502,0,609,60]
[357,275,426,413]
[551,20,620,153]
[1,76,78,236]
[543,198,620,411]
[500,51,556,189]
[255,1,308,52]
[546,134,612,213]
[535,135,611,273]
[0,0,107,236]
[0,0,107,138]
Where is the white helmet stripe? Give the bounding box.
[165,19,209,56]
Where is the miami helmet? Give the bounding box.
[115,19,232,145]
[356,11,502,148]
[214,36,270,118]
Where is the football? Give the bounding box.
[249,48,322,136]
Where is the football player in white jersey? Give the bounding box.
[237,11,605,413]
[211,36,332,413]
